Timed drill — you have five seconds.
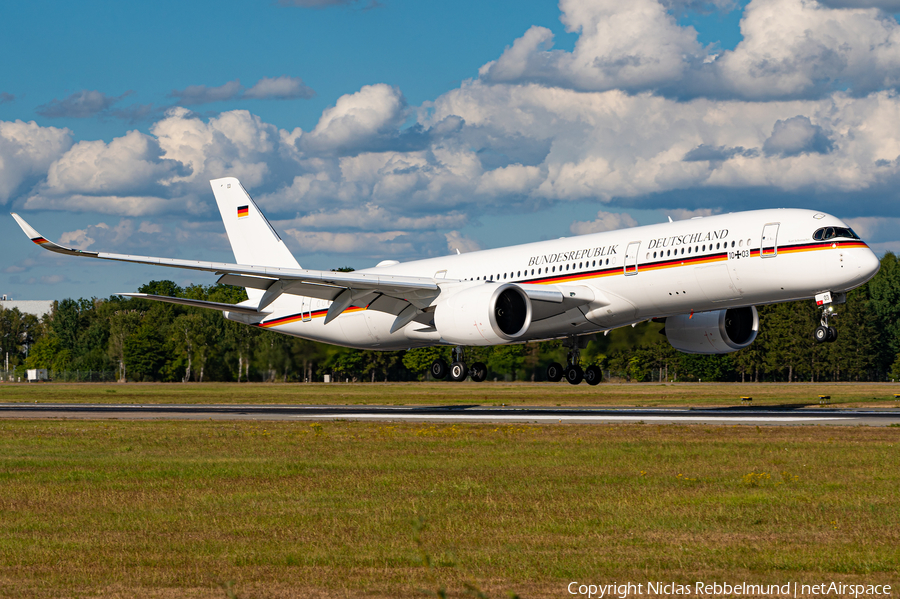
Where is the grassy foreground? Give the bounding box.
[2,381,900,408]
[0,419,897,598]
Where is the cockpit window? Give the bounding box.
[813,226,860,241]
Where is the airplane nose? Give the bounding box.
[857,248,880,283]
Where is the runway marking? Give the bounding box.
[293,414,851,422]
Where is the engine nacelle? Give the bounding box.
[665,306,759,354]
[434,283,532,346]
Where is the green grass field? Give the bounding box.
[0,414,898,598]
[2,381,900,408]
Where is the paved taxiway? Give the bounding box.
[1,403,898,426]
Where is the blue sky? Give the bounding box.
[3,0,900,301]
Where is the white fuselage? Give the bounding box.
[235,209,880,350]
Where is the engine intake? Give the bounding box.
[665,306,759,354]
[434,283,532,346]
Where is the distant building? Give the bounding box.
[0,297,54,319]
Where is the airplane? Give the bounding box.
[11,176,881,385]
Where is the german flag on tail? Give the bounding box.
[237,205,249,218]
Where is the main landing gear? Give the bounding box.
[547,335,601,386]
[813,291,842,343]
[430,347,487,382]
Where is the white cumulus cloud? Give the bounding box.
[0,120,72,204]
[244,76,316,100]
[570,210,639,235]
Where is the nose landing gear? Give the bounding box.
[813,292,842,343]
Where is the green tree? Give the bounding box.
[0,307,41,371]
[890,354,900,381]
[760,302,815,382]
[224,319,258,382]
[828,287,879,381]
[867,252,900,374]
[402,347,450,380]
[108,310,143,381]
[487,344,526,380]
[324,347,368,381]
[124,313,168,381]
[139,280,183,297]
[170,312,213,382]
[24,335,61,370]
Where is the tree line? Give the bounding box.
[2,253,899,383]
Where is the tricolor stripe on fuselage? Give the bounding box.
[256,305,367,329]
[255,239,868,330]
[518,240,865,286]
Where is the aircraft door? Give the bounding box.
[761,223,780,258]
[624,241,641,275]
[301,296,312,322]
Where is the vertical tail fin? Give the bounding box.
[210,177,300,269]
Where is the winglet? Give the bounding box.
[10,213,99,257]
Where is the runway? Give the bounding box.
[1,403,899,426]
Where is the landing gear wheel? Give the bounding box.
[547,362,563,382]
[449,361,468,382]
[584,365,602,386]
[430,358,448,380]
[815,296,841,344]
[565,365,584,385]
[469,362,487,382]
[814,326,829,343]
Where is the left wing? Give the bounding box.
[11,213,442,322]
[12,213,597,330]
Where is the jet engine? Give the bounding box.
[664,306,759,354]
[434,283,532,345]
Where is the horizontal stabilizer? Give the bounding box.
[118,293,265,315]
